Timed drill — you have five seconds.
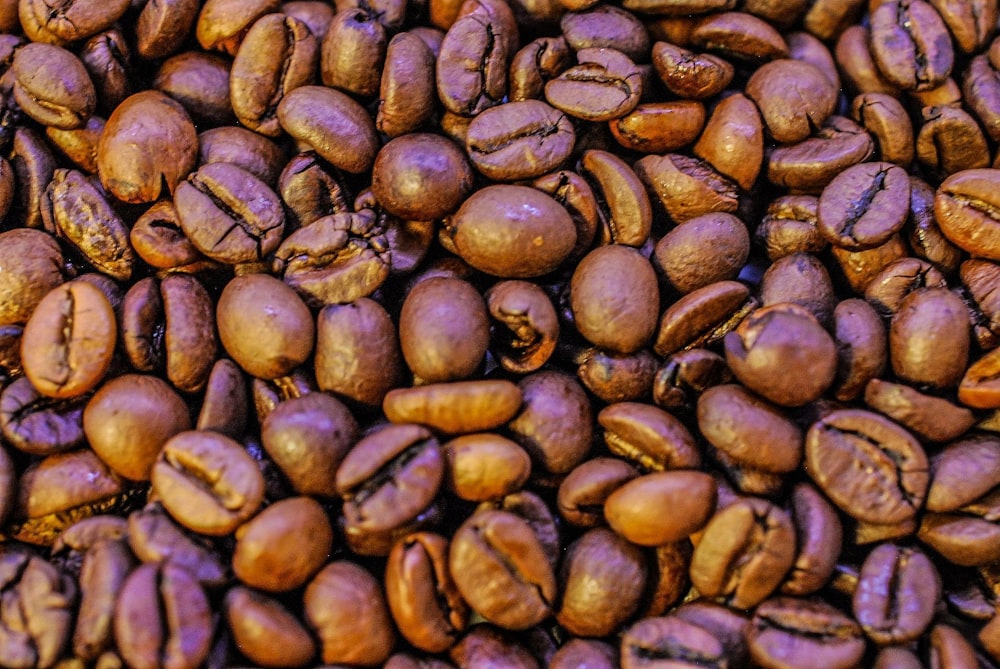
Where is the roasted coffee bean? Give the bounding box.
[21,281,116,400]
[577,149,652,247]
[449,509,556,629]
[605,470,715,545]
[114,562,213,669]
[20,0,130,45]
[444,185,576,277]
[466,100,574,181]
[890,288,970,389]
[0,229,64,326]
[758,252,837,325]
[817,161,911,250]
[746,59,836,144]
[79,29,131,114]
[0,376,85,456]
[655,280,757,357]
[12,43,96,130]
[935,167,1000,260]
[153,51,235,127]
[378,32,437,137]
[0,552,77,669]
[748,597,865,669]
[653,348,732,412]
[373,133,473,221]
[135,0,201,60]
[654,213,749,294]
[767,115,875,193]
[320,8,387,99]
[634,153,739,224]
[916,104,991,178]
[224,586,317,668]
[151,430,265,536]
[652,42,733,100]
[444,433,531,501]
[865,378,976,442]
[73,538,133,661]
[385,532,468,653]
[806,409,928,525]
[126,503,228,587]
[853,543,941,644]
[97,90,198,204]
[869,0,954,92]
[509,36,571,102]
[436,11,509,116]
[277,85,379,174]
[850,93,915,166]
[545,48,643,122]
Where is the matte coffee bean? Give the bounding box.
[224,587,317,668]
[749,597,865,669]
[12,43,95,130]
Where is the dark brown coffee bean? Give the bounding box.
[83,374,190,481]
[151,430,265,536]
[502,372,589,477]
[654,213,749,294]
[0,553,76,669]
[12,43,96,130]
[97,90,198,203]
[850,93,915,166]
[605,470,716,545]
[277,85,380,174]
[448,624,538,669]
[806,409,928,525]
[599,401,699,471]
[114,563,212,669]
[224,586,317,668]
[654,280,757,357]
[336,423,443,554]
[907,175,963,274]
[935,167,1000,260]
[436,11,509,116]
[153,51,235,127]
[693,93,764,192]
[466,100,574,181]
[571,245,659,355]
[748,597,865,669]
[0,229,64,326]
[385,532,469,653]
[556,527,648,637]
[384,380,522,434]
[78,30,132,114]
[865,378,977,442]
[725,303,836,406]
[652,348,732,412]
[125,503,227,587]
[917,104,991,178]
[320,8,387,99]
[759,252,836,325]
[22,281,116,399]
[869,0,954,92]
[378,32,437,137]
[817,161,911,250]
[853,543,941,644]
[652,42,733,100]
[509,36,571,102]
[635,153,739,224]
[578,149,653,247]
[41,168,133,281]
[233,496,333,591]
[444,185,576,277]
[73,538,133,661]
[445,433,531,501]
[767,115,875,193]
[782,483,843,596]
[959,347,1000,409]
[129,201,209,271]
[195,0,281,55]
[609,101,705,154]
[557,457,637,527]
[560,5,648,61]
[0,376,85,456]
[10,127,58,232]
[135,0,201,60]
[963,53,1000,143]
[550,639,617,669]
[449,509,556,629]
[832,297,885,398]
[690,11,789,61]
[485,281,559,374]
[746,59,837,144]
[20,0,130,45]
[577,347,659,403]
[620,615,727,669]
[545,48,642,122]
[890,288,970,389]
[928,624,980,669]
[372,133,473,221]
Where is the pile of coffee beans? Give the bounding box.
[0,0,999,666]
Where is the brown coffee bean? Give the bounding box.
[449,509,556,629]
[129,201,208,271]
[652,348,732,412]
[233,496,333,591]
[748,597,865,669]
[336,423,443,554]
[385,532,469,653]
[509,36,571,102]
[851,93,915,166]
[20,0,130,45]
[635,153,739,224]
[577,149,653,247]
[817,161,911,250]
[609,101,705,154]
[73,538,133,661]
[725,303,837,407]
[830,233,909,295]
[320,8,387,99]
[599,401,699,471]
[690,498,797,609]
[550,639,617,669]
[934,167,1000,260]
[767,115,875,193]
[605,470,716,546]
[806,409,928,525]
[97,90,198,203]
[224,586,317,668]
[41,168,133,281]
[378,31,437,137]
[690,11,789,61]
[114,562,212,669]
[693,93,763,192]
[570,245,659,355]
[746,59,837,144]
[505,371,591,475]
[153,51,235,127]
[620,615,727,669]
[917,104,991,178]
[195,0,280,54]
[759,252,837,325]
[0,554,75,668]
[545,48,642,122]
[0,229,64,326]
[654,280,757,357]
[484,281,559,374]
[448,624,538,669]
[10,127,58,232]
[853,543,941,644]
[83,374,191,481]
[444,185,576,277]
[782,483,843,596]
[277,85,379,174]
[0,376,85,456]
[654,213,749,294]
[556,527,648,637]
[383,380,522,434]
[126,503,227,587]
[890,288,970,389]
[959,347,1000,409]
[12,43,96,130]
[445,433,531,501]
[652,42,733,100]
[135,0,200,60]
[305,561,396,665]
[217,273,314,380]
[869,0,954,92]
[557,457,638,527]
[560,5,648,61]
[436,11,509,116]
[371,133,473,221]
[151,430,265,536]
[865,378,977,442]
[22,281,116,400]
[466,100,575,181]
[79,29,131,114]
